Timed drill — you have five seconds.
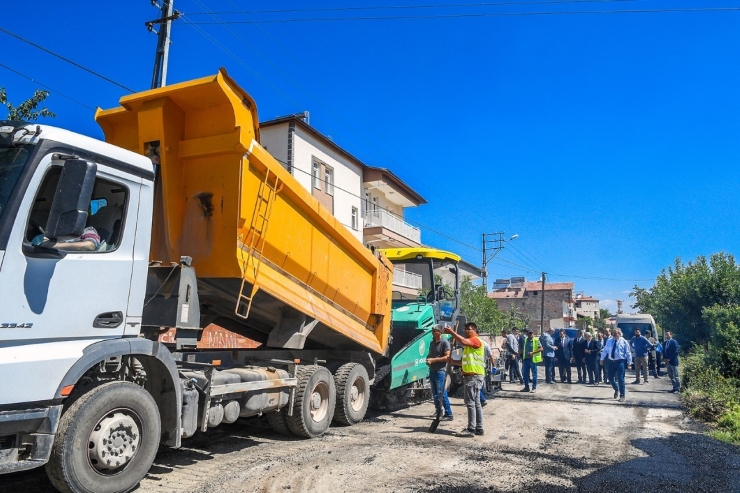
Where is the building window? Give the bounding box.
[312,160,321,189]
[351,206,358,230]
[533,291,538,296]
[325,167,334,196]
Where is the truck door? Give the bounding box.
[0,153,140,346]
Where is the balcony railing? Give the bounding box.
[393,268,423,290]
[364,209,421,244]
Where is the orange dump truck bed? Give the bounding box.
[96,69,392,355]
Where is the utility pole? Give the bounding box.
[540,272,546,335]
[617,300,623,314]
[481,232,518,293]
[147,0,181,89]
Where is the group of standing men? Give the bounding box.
[425,321,682,439]
[504,326,681,402]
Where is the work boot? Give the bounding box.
[456,428,475,438]
[614,390,619,399]
[475,429,485,436]
[442,415,454,421]
[618,395,625,402]
[632,380,641,384]
[520,387,530,392]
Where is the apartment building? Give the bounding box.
[259,113,426,294]
[489,278,575,333]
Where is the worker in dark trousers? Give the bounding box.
[553,329,573,383]
[573,330,588,383]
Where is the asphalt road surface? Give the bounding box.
[5,368,740,492]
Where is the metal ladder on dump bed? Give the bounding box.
[235,169,282,319]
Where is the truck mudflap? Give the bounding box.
[0,405,62,473]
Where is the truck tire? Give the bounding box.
[333,363,370,426]
[266,408,291,435]
[286,366,336,438]
[46,381,161,493]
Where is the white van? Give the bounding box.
[616,313,658,339]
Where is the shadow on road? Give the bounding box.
[415,432,740,493]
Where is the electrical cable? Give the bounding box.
[181,19,305,108]
[0,27,134,93]
[0,62,96,111]
[270,155,482,253]
[184,0,640,16]
[184,1,434,198]
[187,7,740,24]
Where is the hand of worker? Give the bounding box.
[443,325,454,335]
[426,358,433,366]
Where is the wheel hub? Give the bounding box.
[309,382,329,422]
[311,392,322,410]
[88,410,141,473]
[350,377,366,412]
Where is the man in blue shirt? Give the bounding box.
[600,328,633,402]
[540,328,556,384]
[630,329,652,384]
[663,331,680,393]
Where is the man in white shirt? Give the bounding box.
[600,328,633,402]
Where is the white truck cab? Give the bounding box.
[0,122,180,484]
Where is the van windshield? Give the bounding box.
[618,322,654,335]
[0,146,31,217]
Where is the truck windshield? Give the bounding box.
[0,146,31,217]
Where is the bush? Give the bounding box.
[709,405,740,444]
[680,345,709,390]
[681,363,739,422]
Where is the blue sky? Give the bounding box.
[3,0,740,313]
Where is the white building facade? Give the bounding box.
[259,115,428,297]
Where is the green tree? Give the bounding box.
[632,253,740,347]
[703,304,740,379]
[458,276,504,334]
[599,308,612,320]
[0,88,56,121]
[576,316,594,331]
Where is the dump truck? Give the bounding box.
[0,69,461,493]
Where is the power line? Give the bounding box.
[271,155,482,254]
[187,7,740,24]
[0,27,134,93]
[181,19,305,108]
[183,3,435,199]
[0,62,96,111]
[184,0,640,16]
[549,273,655,282]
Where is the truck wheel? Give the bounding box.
[266,408,291,435]
[46,381,161,493]
[333,363,370,426]
[286,366,336,438]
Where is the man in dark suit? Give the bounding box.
[573,330,588,383]
[583,332,599,384]
[553,329,573,383]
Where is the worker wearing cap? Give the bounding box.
[445,322,485,437]
[426,325,453,420]
[521,330,543,393]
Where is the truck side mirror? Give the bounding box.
[45,159,97,239]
